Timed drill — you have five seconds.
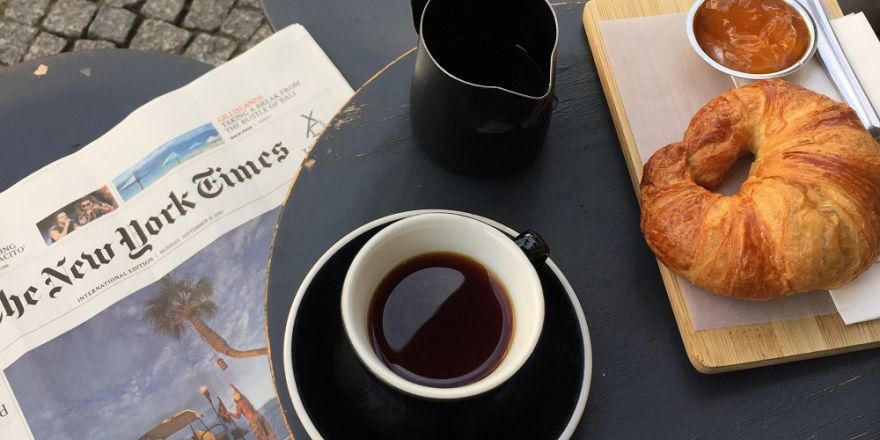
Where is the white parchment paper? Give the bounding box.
[600,13,842,330]
[827,13,880,324]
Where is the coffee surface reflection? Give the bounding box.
[368,252,513,388]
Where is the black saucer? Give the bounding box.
[282,211,592,439]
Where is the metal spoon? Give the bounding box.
[796,0,880,138]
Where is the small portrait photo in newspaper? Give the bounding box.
[35,186,119,245]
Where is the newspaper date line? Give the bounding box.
[0,142,289,324]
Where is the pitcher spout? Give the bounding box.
[412,0,430,34]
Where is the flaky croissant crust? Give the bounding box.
[640,80,880,299]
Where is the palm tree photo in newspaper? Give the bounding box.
[146,275,268,362]
[6,210,286,440]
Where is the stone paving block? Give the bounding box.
[104,0,142,7]
[243,22,272,52]
[0,21,38,65]
[141,0,185,22]
[0,0,270,69]
[130,18,191,53]
[73,39,117,51]
[220,8,263,40]
[237,0,263,8]
[88,5,136,44]
[24,32,67,60]
[182,0,234,32]
[42,0,99,38]
[4,0,51,26]
[184,33,237,66]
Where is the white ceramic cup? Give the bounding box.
[341,212,545,400]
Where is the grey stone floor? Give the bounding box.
[0,0,273,68]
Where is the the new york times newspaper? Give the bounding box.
[0,25,352,440]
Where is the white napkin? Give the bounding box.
[828,12,880,324]
[833,13,880,115]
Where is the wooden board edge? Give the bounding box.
[582,1,643,194]
[691,315,880,373]
[583,0,704,371]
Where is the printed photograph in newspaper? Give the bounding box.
[7,209,286,440]
[35,186,119,246]
[113,123,225,202]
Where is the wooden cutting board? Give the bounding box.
[582,0,880,373]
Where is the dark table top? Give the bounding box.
[260,0,880,439]
[3,4,878,439]
[0,50,210,191]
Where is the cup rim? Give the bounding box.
[340,212,545,400]
[416,0,559,100]
[686,0,818,80]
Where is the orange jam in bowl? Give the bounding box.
[692,0,813,75]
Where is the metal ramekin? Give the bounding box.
[686,0,818,80]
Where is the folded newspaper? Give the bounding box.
[0,25,353,440]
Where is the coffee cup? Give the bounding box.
[341,212,547,400]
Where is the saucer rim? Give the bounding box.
[282,209,593,439]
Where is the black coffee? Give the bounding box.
[430,34,548,97]
[368,252,513,388]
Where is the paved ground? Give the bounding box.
[0,0,273,68]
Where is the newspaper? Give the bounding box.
[0,25,353,440]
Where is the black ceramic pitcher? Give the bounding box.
[409,0,559,175]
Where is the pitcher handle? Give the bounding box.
[412,0,430,34]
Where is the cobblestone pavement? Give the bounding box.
[0,0,274,68]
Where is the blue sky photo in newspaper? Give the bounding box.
[5,208,286,440]
[112,123,225,201]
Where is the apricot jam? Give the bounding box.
[693,0,811,74]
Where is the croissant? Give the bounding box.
[640,80,880,299]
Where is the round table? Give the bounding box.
[262,1,880,439]
[0,50,210,191]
